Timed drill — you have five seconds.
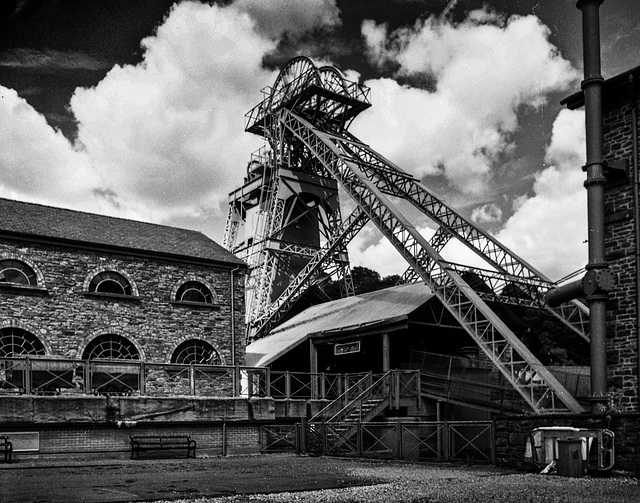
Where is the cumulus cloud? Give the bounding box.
[0,86,103,212]
[496,109,587,280]
[356,9,579,196]
[0,2,285,229]
[471,203,503,225]
[347,221,491,278]
[69,2,280,222]
[348,109,588,283]
[231,0,341,39]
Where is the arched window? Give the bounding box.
[0,260,37,286]
[0,327,46,356]
[171,339,221,365]
[82,334,140,360]
[176,281,214,304]
[89,271,132,296]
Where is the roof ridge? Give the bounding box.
[0,197,205,235]
[0,197,245,265]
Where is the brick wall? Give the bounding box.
[0,237,246,369]
[602,86,640,412]
[2,422,263,457]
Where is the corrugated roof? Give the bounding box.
[246,282,434,367]
[0,198,245,266]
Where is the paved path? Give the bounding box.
[0,454,374,503]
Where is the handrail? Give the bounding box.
[325,371,392,423]
[0,356,268,398]
[309,372,377,423]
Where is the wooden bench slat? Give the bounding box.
[130,435,196,460]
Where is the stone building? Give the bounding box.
[564,64,640,413]
[0,197,247,380]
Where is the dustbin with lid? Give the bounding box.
[556,438,584,477]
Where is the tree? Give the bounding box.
[321,266,401,299]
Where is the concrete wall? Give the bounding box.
[0,396,274,424]
[0,236,246,367]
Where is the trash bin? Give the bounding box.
[557,438,584,477]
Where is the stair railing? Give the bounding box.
[310,371,394,424]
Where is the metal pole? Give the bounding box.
[577,0,610,412]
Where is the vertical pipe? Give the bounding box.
[577,0,609,413]
[222,422,227,456]
[230,266,241,368]
[630,75,640,410]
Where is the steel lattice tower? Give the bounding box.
[224,57,591,414]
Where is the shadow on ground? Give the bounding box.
[0,453,378,503]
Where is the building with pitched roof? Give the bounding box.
[0,197,247,381]
[247,282,467,373]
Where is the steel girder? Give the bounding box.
[250,205,368,337]
[279,109,583,414]
[319,128,590,342]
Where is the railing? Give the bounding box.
[295,420,495,463]
[0,356,268,398]
[244,68,371,134]
[1,355,534,415]
[309,370,420,423]
[0,357,416,402]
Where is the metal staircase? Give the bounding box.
[310,372,393,424]
[227,56,588,414]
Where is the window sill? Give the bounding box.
[83,292,141,302]
[0,283,48,294]
[171,300,220,310]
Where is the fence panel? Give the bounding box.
[401,422,444,462]
[447,421,494,463]
[260,424,299,453]
[304,421,494,464]
[361,423,398,460]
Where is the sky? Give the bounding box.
[0,0,639,282]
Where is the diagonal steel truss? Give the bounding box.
[277,109,583,413]
[230,58,587,412]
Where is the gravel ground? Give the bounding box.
[153,457,639,503]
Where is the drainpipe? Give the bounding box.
[230,266,241,368]
[578,0,612,413]
[630,75,640,410]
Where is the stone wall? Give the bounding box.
[0,236,246,368]
[602,86,640,412]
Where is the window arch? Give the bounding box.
[175,281,215,304]
[0,327,46,357]
[0,259,38,286]
[171,339,221,365]
[89,271,133,296]
[82,334,140,360]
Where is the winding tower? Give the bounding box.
[224,56,591,414]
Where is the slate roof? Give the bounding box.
[246,282,434,367]
[0,198,245,266]
[561,64,640,110]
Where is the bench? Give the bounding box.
[130,435,196,460]
[1,436,12,463]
